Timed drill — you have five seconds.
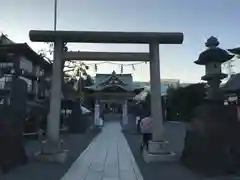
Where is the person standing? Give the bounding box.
[140,116,153,151]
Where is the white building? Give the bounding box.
[0,34,52,99]
[134,78,180,96]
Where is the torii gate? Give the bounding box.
[29,30,183,162]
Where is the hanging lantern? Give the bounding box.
[63,46,68,52]
[95,64,98,72]
[120,64,123,73]
[76,69,80,77]
[132,64,135,71]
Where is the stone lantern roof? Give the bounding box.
[194,36,234,65]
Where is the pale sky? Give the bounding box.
[1,0,239,82]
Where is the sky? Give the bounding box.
[1,0,240,83]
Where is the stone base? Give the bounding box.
[148,140,168,153]
[142,140,176,163]
[143,149,176,163]
[121,124,128,132]
[35,139,68,163]
[35,150,68,164]
[94,125,103,130]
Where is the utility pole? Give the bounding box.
[78,62,83,104]
[54,0,57,31]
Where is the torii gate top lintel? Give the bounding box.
[29,30,183,44]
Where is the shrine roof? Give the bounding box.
[0,43,52,71]
[228,47,240,55]
[84,71,144,92]
[0,34,15,44]
[84,83,143,92]
[221,73,240,93]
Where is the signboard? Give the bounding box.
[0,63,14,68]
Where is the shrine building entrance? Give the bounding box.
[84,71,143,125]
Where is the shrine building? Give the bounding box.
[84,71,144,125]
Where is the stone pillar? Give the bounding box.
[94,100,100,126]
[47,39,63,143]
[122,100,128,125]
[149,42,164,140]
[36,39,68,164]
[143,42,175,162]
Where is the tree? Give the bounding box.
[38,43,94,100]
[167,83,206,122]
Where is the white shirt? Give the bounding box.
[140,117,153,134]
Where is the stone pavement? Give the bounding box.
[61,121,143,180]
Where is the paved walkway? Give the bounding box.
[61,121,143,180]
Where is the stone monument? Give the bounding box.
[0,78,28,173]
[181,37,240,177]
[68,101,89,133]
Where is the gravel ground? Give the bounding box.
[124,122,204,180]
[124,121,240,180]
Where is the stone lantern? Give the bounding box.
[194,36,234,99]
[181,37,239,177]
